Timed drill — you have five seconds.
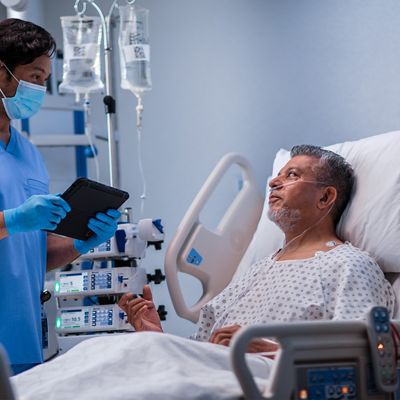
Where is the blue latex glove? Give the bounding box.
[73,209,121,255]
[3,194,71,235]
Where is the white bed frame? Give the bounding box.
[165,153,264,323]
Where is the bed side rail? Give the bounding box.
[231,320,372,400]
[165,153,264,322]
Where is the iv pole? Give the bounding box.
[74,0,120,188]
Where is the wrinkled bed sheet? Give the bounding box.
[12,332,272,400]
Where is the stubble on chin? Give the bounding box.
[267,207,301,232]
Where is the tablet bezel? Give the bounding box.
[49,178,129,240]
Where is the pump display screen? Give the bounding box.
[60,309,87,329]
[59,272,89,293]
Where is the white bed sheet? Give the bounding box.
[12,332,272,400]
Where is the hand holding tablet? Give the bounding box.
[49,178,129,240]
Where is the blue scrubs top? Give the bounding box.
[0,126,49,366]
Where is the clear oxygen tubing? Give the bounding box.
[269,180,329,192]
[268,180,336,260]
[83,93,100,181]
[210,197,336,334]
[136,94,147,216]
[274,202,335,260]
[207,179,336,335]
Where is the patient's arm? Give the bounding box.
[209,324,279,354]
[118,285,163,332]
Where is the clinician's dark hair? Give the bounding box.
[0,18,56,74]
[290,145,355,226]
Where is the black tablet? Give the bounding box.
[50,178,129,240]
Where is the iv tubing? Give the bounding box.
[136,95,147,215]
[84,93,100,181]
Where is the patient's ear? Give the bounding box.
[318,186,337,210]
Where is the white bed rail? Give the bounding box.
[165,153,264,323]
[231,321,372,400]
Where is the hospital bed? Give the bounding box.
[0,347,14,400]
[165,130,400,399]
[4,131,400,400]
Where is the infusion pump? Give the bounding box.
[79,219,164,260]
[54,267,147,297]
[44,218,165,355]
[54,267,147,335]
[56,304,132,334]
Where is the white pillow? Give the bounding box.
[234,131,400,277]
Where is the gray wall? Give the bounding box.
[263,0,400,147]
[3,0,400,336]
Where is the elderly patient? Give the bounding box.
[119,145,394,353]
[14,145,395,400]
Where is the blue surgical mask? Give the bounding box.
[0,64,46,120]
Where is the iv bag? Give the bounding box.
[59,16,104,95]
[118,4,152,96]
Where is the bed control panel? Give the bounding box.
[54,267,147,297]
[367,306,398,393]
[295,364,357,400]
[55,304,133,334]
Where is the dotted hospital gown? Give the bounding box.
[193,243,395,341]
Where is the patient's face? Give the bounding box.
[267,155,323,231]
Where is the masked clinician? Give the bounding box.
[0,19,121,375]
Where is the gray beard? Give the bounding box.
[267,207,301,232]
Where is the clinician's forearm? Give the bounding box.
[0,212,9,240]
[46,233,80,271]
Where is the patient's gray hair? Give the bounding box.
[290,145,354,225]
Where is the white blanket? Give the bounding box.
[12,332,272,400]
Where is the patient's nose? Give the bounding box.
[269,175,282,190]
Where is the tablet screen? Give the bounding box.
[49,178,129,240]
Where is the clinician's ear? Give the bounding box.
[0,62,7,79]
[0,62,13,85]
[317,186,337,210]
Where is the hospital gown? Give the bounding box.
[193,243,395,341]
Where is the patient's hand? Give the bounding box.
[208,325,279,354]
[208,325,242,346]
[118,285,163,332]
